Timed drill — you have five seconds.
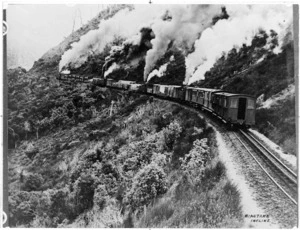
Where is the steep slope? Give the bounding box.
[192,30,296,155]
[9,91,244,227]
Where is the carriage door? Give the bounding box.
[237,98,246,119]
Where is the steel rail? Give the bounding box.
[234,132,297,205]
[245,130,297,183]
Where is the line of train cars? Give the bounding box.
[89,77,256,127]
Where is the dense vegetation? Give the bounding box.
[7,4,295,228]
[9,89,243,227]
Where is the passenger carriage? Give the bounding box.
[211,92,256,126]
[106,78,114,87]
[185,87,224,110]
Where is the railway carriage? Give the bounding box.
[118,80,136,90]
[146,84,153,94]
[153,84,168,97]
[185,87,224,110]
[212,92,256,126]
[164,85,181,99]
[129,83,143,91]
[173,86,185,101]
[58,74,256,127]
[201,88,224,110]
[106,78,114,87]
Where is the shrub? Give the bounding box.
[180,138,211,183]
[201,161,226,191]
[24,143,39,160]
[71,173,95,215]
[33,188,72,227]
[9,191,40,226]
[125,163,167,210]
[152,113,172,131]
[163,120,182,150]
[94,185,109,210]
[22,173,44,191]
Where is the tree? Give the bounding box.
[125,163,167,210]
[22,173,43,191]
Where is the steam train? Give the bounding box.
[58,74,256,127]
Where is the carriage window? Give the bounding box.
[224,99,227,107]
[199,92,204,97]
[247,99,255,109]
[230,98,238,108]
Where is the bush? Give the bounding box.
[180,138,210,183]
[9,191,40,226]
[94,185,109,210]
[33,188,72,227]
[22,173,44,191]
[201,161,226,191]
[125,163,167,210]
[71,173,95,215]
[163,120,182,150]
[24,143,39,160]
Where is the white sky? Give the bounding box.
[7,4,108,69]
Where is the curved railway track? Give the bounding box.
[235,129,297,205]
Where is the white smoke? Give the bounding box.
[186,4,293,85]
[61,69,70,74]
[147,63,168,82]
[59,5,168,71]
[104,62,119,78]
[59,5,223,78]
[143,5,221,80]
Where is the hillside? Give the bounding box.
[7,4,296,228]
[192,30,296,155]
[8,88,245,227]
[28,5,132,78]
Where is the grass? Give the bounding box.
[136,174,243,228]
[136,160,243,228]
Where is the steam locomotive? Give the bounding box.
[58,74,256,127]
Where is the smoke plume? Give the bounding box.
[186,4,293,85]
[59,5,222,75]
[147,63,168,82]
[104,62,119,78]
[59,5,168,71]
[59,4,293,86]
[143,5,222,80]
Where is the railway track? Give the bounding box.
[235,129,297,205]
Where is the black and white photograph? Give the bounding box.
[2,1,298,228]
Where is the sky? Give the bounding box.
[6,4,108,69]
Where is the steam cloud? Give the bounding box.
[147,63,168,82]
[186,4,293,85]
[104,62,119,78]
[59,4,293,85]
[59,4,221,75]
[59,5,168,71]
